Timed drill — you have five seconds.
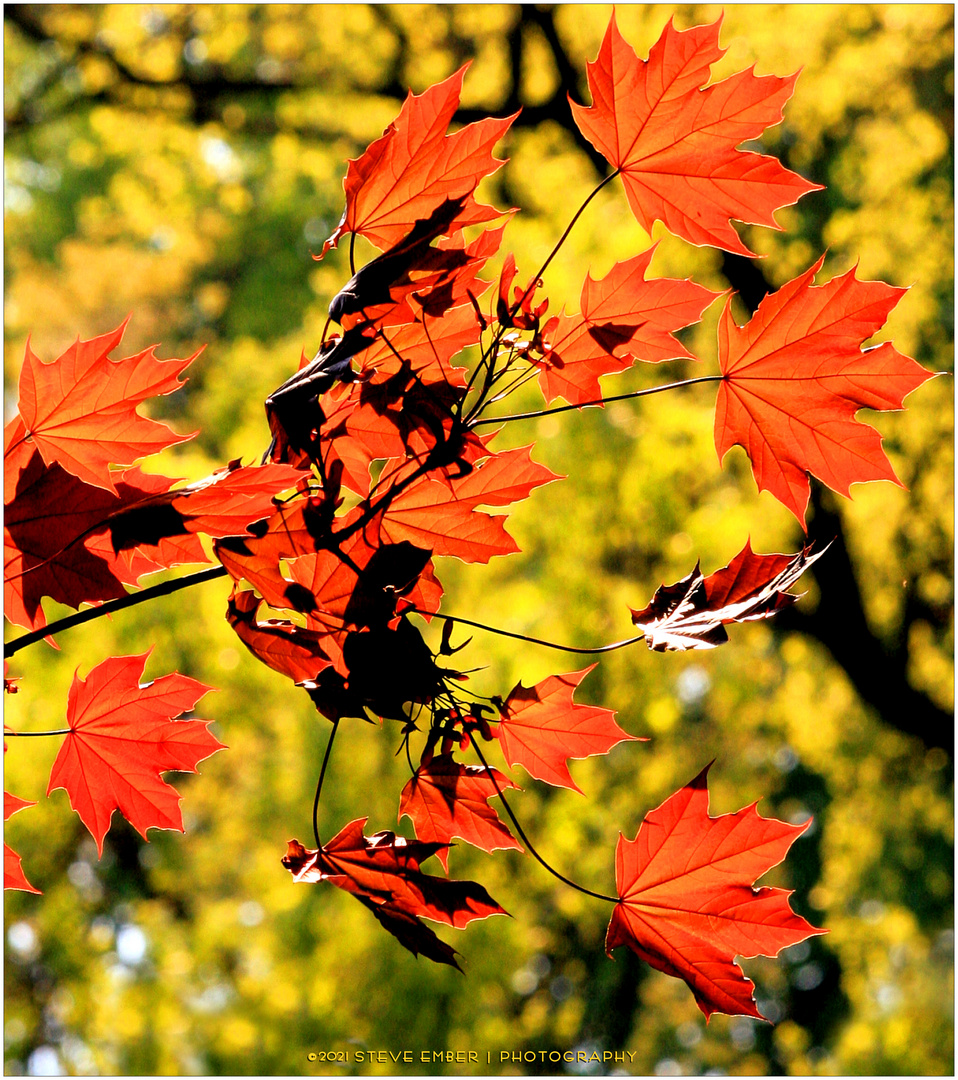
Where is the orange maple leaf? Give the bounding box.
[399,754,522,870]
[538,246,720,405]
[714,257,936,525]
[496,665,639,793]
[226,589,333,686]
[606,765,824,1020]
[570,13,821,255]
[47,652,225,855]
[379,445,559,564]
[11,320,198,493]
[321,66,516,255]
[283,819,507,968]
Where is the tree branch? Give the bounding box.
[4,566,228,658]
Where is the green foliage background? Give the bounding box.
[4,5,953,1076]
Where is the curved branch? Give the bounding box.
[4,566,228,658]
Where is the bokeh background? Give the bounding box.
[3,5,953,1076]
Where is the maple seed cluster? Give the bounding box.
[4,13,932,1023]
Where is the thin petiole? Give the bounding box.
[409,609,646,655]
[313,717,340,850]
[471,739,618,905]
[476,364,542,416]
[461,170,622,420]
[472,375,724,427]
[4,729,72,737]
[513,168,621,316]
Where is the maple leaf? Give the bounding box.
[216,495,442,641]
[496,665,638,793]
[329,197,474,323]
[283,819,506,968]
[4,790,40,894]
[221,507,445,710]
[267,302,485,491]
[570,14,821,255]
[293,524,438,632]
[331,203,501,329]
[287,527,444,689]
[346,367,465,479]
[5,441,128,632]
[714,257,936,525]
[266,327,372,466]
[606,764,824,1020]
[47,652,225,855]
[351,302,481,386]
[11,320,198,493]
[379,445,560,564]
[214,495,338,615]
[3,445,288,635]
[537,247,721,405]
[320,66,516,255]
[105,460,305,554]
[341,620,447,722]
[630,540,825,651]
[399,754,522,870]
[226,589,332,685]
[4,441,198,633]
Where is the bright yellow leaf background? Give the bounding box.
[4,6,953,1076]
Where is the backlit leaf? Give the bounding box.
[606,765,824,1019]
[47,652,225,855]
[570,14,821,255]
[714,257,936,525]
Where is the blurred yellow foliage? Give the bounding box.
[4,4,952,1077]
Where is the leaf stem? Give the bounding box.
[313,717,340,849]
[520,168,621,309]
[472,374,725,427]
[4,729,72,737]
[4,566,229,658]
[460,170,621,422]
[410,609,646,655]
[470,738,618,905]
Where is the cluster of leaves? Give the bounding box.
[3,12,934,1023]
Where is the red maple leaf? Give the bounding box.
[379,444,560,564]
[294,523,443,633]
[496,665,638,792]
[4,440,198,633]
[4,790,40,894]
[226,589,332,685]
[10,320,198,493]
[399,754,522,870]
[3,443,302,635]
[630,540,825,651]
[351,302,481,386]
[537,246,721,405]
[283,819,506,968]
[606,764,824,1020]
[334,215,502,330]
[46,652,225,855]
[307,368,473,501]
[216,496,442,637]
[570,14,821,255]
[320,67,516,255]
[105,460,305,554]
[714,257,936,525]
[214,495,339,615]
